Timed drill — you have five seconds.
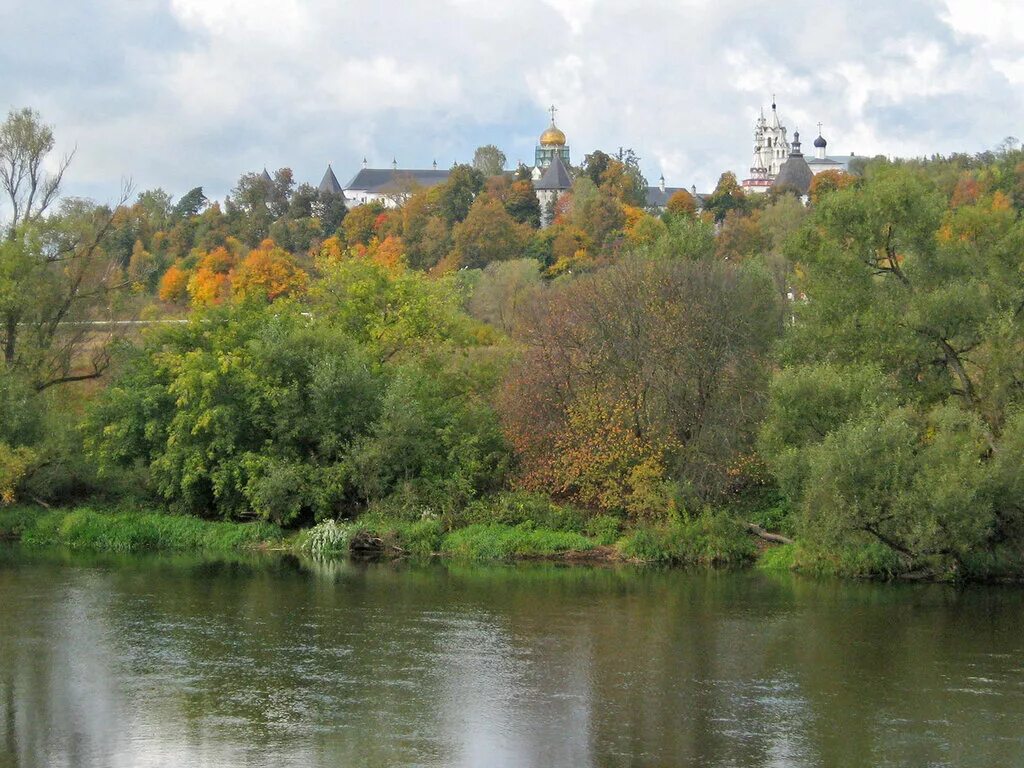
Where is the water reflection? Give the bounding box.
[1,548,1023,767]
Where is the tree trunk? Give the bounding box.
[3,313,15,365]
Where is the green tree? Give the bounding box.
[452,196,532,269]
[472,145,507,177]
[172,187,207,220]
[437,164,484,225]
[504,179,541,228]
[762,164,1024,570]
[704,171,749,223]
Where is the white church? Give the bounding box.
[742,98,860,196]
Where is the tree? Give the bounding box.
[311,257,478,363]
[808,169,856,204]
[437,164,484,225]
[0,109,131,389]
[601,149,648,207]
[158,264,190,304]
[452,196,532,269]
[582,150,612,187]
[502,257,781,513]
[84,302,383,522]
[704,172,748,223]
[504,180,542,228]
[715,209,768,260]
[0,108,72,235]
[472,145,507,177]
[468,258,542,333]
[665,189,697,218]
[172,187,207,220]
[761,164,1024,570]
[187,245,238,307]
[232,239,308,301]
[342,202,385,247]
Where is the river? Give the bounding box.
[0,546,1022,767]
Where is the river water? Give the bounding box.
[1,546,1022,767]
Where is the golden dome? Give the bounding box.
[539,123,567,147]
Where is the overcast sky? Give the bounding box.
[2,0,1023,205]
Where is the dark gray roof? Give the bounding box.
[318,165,344,195]
[773,151,814,195]
[645,186,708,209]
[344,168,450,193]
[813,134,827,148]
[535,155,572,190]
[261,168,273,182]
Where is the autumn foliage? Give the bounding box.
[501,257,781,518]
[158,264,190,304]
[232,239,308,300]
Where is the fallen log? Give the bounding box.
[746,522,794,546]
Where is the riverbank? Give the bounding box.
[4,503,1020,582]
[0,503,757,566]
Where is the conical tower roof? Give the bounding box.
[535,153,572,190]
[318,164,343,195]
[773,138,813,195]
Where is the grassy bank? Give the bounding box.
[0,493,765,567]
[0,505,283,554]
[293,493,758,566]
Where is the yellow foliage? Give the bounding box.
[0,443,36,505]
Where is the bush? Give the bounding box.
[296,519,356,557]
[584,514,622,545]
[440,523,594,560]
[452,492,587,532]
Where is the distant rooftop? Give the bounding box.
[345,168,451,193]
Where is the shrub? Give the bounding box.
[584,514,622,545]
[617,511,755,566]
[452,492,587,532]
[297,519,356,557]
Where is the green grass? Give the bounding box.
[756,542,797,571]
[0,505,282,553]
[440,523,595,560]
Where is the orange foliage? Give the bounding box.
[188,268,232,307]
[808,169,855,204]
[318,235,345,264]
[187,245,239,306]
[158,264,190,304]
[950,174,982,208]
[371,234,407,273]
[665,189,697,217]
[232,240,308,301]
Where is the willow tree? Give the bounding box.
[0,108,130,390]
[761,163,1024,572]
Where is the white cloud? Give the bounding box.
[3,0,1024,202]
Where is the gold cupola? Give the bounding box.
[539,122,567,147]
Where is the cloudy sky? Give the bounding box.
[2,0,1023,205]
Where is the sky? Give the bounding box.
[2,0,1024,206]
